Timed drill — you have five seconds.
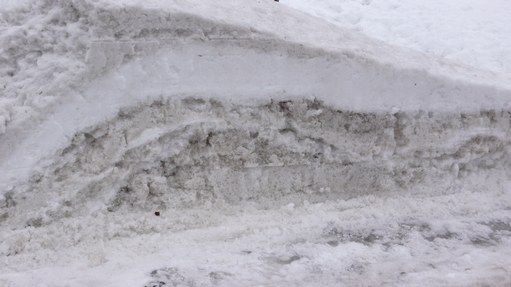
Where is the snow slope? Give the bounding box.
[0,0,510,286]
[283,0,511,76]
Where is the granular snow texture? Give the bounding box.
[0,0,510,286]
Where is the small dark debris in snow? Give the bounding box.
[249,131,259,138]
[361,233,381,244]
[155,211,160,216]
[205,131,214,146]
[278,100,292,114]
[26,217,43,228]
[241,250,252,254]
[327,240,339,247]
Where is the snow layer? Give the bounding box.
[2,188,511,286]
[0,0,510,286]
[283,0,511,76]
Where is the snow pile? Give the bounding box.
[0,0,510,286]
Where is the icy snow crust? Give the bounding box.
[0,0,511,286]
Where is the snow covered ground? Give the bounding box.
[0,0,510,286]
[283,0,511,76]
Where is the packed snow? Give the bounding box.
[0,0,510,286]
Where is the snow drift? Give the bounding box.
[0,0,510,286]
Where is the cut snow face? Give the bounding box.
[4,98,510,227]
[0,0,510,286]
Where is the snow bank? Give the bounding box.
[0,0,510,286]
[2,0,510,192]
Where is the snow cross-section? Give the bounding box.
[0,0,510,286]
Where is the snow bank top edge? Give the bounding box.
[94,0,510,90]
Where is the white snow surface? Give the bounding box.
[283,0,511,76]
[0,0,510,286]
